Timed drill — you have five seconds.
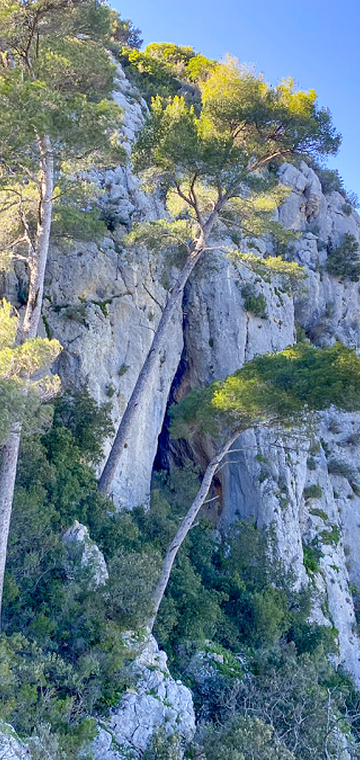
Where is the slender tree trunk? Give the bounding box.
[0,426,21,625]
[0,136,53,630]
[21,136,54,342]
[148,429,240,631]
[98,211,219,496]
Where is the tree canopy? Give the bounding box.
[0,0,124,271]
[170,342,360,440]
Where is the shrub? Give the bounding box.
[203,715,295,759]
[303,484,323,501]
[325,233,360,282]
[241,284,268,319]
[320,525,340,546]
[327,458,357,482]
[302,543,322,574]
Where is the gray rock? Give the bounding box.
[92,635,195,760]
[63,521,109,586]
[0,722,32,760]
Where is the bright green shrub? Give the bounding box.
[302,543,322,574]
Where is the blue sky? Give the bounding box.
[113,0,360,200]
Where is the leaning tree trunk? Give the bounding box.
[0,136,53,630]
[98,211,220,497]
[148,430,240,632]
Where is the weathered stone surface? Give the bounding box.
[92,635,195,760]
[179,159,360,688]
[0,722,32,760]
[43,64,183,509]
[63,521,109,586]
[6,63,360,735]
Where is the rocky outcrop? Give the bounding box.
[63,521,109,586]
[0,722,32,760]
[4,61,360,737]
[92,635,195,759]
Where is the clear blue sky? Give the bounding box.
[113,0,360,199]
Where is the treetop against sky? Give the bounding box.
[114,0,360,200]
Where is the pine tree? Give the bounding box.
[149,343,360,628]
[98,57,341,495]
[0,0,123,626]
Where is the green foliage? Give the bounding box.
[118,48,181,101]
[241,284,268,319]
[313,165,359,207]
[1,390,162,754]
[131,58,339,272]
[303,484,323,500]
[316,167,345,194]
[0,0,124,271]
[170,342,360,441]
[140,471,307,657]
[302,543,322,574]
[203,715,295,759]
[325,233,360,281]
[109,9,142,51]
[118,42,216,102]
[0,299,61,443]
[309,507,328,520]
[143,726,182,760]
[234,253,305,289]
[320,525,340,546]
[327,458,358,482]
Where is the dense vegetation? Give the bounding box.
[1,4,360,760]
[0,392,359,759]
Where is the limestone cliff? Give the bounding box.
[3,63,360,756]
[18,63,360,687]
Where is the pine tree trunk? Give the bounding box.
[148,430,240,631]
[21,136,54,342]
[0,136,53,630]
[98,211,219,497]
[0,426,21,627]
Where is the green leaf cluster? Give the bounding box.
[118,43,216,102]
[170,343,360,440]
[0,0,125,268]
[325,233,360,281]
[0,300,61,443]
[1,390,163,754]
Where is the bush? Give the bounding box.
[325,233,360,282]
[303,484,323,500]
[1,391,162,754]
[241,284,268,319]
[327,458,357,482]
[302,543,322,574]
[203,715,295,759]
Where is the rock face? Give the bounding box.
[40,69,360,691]
[63,521,109,586]
[4,62,360,746]
[0,722,32,760]
[179,160,360,688]
[41,65,183,509]
[92,635,195,760]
